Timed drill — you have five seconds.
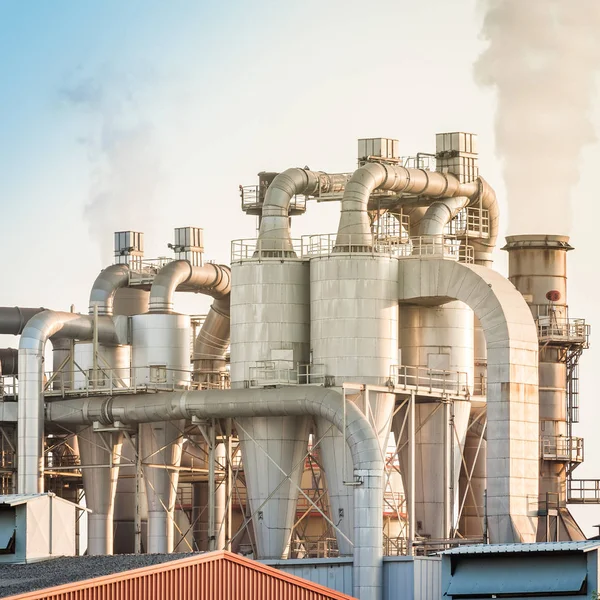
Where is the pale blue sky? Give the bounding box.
[1,0,599,534]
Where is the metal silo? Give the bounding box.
[310,253,399,554]
[230,257,311,559]
[132,313,191,552]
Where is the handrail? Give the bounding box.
[42,366,195,398]
[536,317,590,346]
[541,435,584,463]
[390,364,470,396]
[231,234,476,263]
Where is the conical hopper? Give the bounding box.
[77,427,122,555]
[395,398,471,540]
[237,415,310,559]
[140,420,184,553]
[317,390,395,555]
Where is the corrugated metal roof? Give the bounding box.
[0,493,85,510]
[0,493,49,506]
[1,550,358,600]
[443,540,600,555]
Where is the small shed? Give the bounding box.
[0,493,78,563]
[442,541,600,600]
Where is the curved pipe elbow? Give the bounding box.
[19,310,118,354]
[88,264,130,316]
[465,177,499,265]
[420,197,470,237]
[257,168,322,253]
[149,261,231,313]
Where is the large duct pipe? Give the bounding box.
[419,197,471,237]
[89,264,131,316]
[335,163,496,251]
[193,296,230,381]
[0,349,18,376]
[257,168,349,253]
[46,387,384,600]
[0,307,46,335]
[148,260,230,313]
[18,310,118,493]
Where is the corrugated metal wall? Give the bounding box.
[264,559,354,596]
[5,552,357,600]
[265,556,442,600]
[383,557,442,600]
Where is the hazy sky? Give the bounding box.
[1,0,599,535]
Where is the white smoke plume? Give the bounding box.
[475,0,600,234]
[60,70,165,263]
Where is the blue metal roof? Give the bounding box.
[442,540,600,555]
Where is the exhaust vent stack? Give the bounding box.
[436,132,479,183]
[171,227,204,267]
[357,137,399,166]
[114,231,144,270]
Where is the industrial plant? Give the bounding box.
[0,132,596,600]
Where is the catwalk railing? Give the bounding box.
[231,235,475,263]
[390,365,470,397]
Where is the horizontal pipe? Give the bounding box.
[149,261,231,313]
[18,310,118,494]
[46,386,384,600]
[335,163,497,254]
[0,348,18,376]
[88,264,131,316]
[0,307,46,335]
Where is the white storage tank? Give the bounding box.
[310,253,399,554]
[230,258,310,559]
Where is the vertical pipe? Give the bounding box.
[215,439,226,549]
[443,400,451,538]
[408,391,415,556]
[134,427,142,554]
[208,422,215,551]
[226,419,233,551]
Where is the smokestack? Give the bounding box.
[475,0,600,234]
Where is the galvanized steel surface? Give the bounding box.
[257,169,350,253]
[0,348,18,375]
[236,415,310,559]
[88,264,130,316]
[77,428,123,555]
[310,254,397,557]
[398,258,539,543]
[18,310,119,494]
[443,540,600,554]
[148,260,231,313]
[230,260,310,387]
[0,307,46,336]
[131,313,191,388]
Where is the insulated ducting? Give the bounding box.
[148,261,230,313]
[18,310,118,494]
[46,386,384,600]
[257,168,349,253]
[89,264,131,316]
[335,163,496,252]
[0,307,46,335]
[0,348,18,376]
[193,296,230,376]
